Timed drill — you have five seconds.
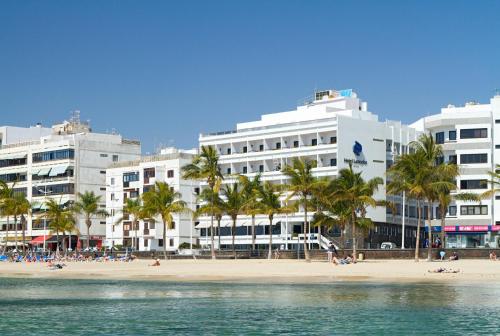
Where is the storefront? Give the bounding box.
[427,225,500,248]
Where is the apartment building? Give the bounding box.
[411,94,500,248]
[105,148,199,251]
[0,115,141,249]
[198,90,419,250]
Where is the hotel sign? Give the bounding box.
[344,141,367,165]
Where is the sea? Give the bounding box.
[0,278,498,335]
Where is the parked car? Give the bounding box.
[380,242,397,249]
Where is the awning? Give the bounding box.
[30,235,52,245]
[1,153,27,160]
[36,167,52,176]
[46,235,64,243]
[49,165,69,177]
[3,236,32,242]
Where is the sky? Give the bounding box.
[1,0,499,153]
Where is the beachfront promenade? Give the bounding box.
[1,259,499,283]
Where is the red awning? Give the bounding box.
[30,235,52,245]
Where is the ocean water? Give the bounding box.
[0,278,498,335]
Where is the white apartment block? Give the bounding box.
[198,90,419,250]
[411,94,500,248]
[105,148,199,251]
[0,116,141,249]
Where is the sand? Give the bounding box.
[1,258,499,284]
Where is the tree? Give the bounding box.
[238,174,262,251]
[182,145,223,259]
[0,181,13,253]
[39,199,76,254]
[195,188,225,250]
[221,183,246,258]
[258,182,294,259]
[142,182,187,259]
[332,164,383,262]
[74,191,108,249]
[116,198,146,251]
[388,150,430,262]
[282,158,321,262]
[7,193,31,255]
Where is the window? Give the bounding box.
[460,205,488,216]
[226,168,231,175]
[243,146,247,153]
[330,137,337,144]
[293,141,299,148]
[110,178,115,185]
[194,187,200,195]
[130,190,139,198]
[100,154,108,158]
[460,153,487,164]
[144,168,155,179]
[227,148,231,155]
[32,149,75,162]
[158,239,164,247]
[111,193,115,201]
[460,179,487,190]
[448,206,457,216]
[167,170,174,178]
[311,139,317,146]
[32,183,74,196]
[144,239,148,247]
[112,155,119,162]
[435,132,444,144]
[496,145,500,149]
[169,238,174,247]
[259,144,264,151]
[123,172,139,182]
[100,221,106,225]
[242,166,248,174]
[449,130,456,141]
[100,171,106,174]
[259,165,264,173]
[276,142,281,149]
[449,155,457,164]
[436,156,444,165]
[100,187,106,191]
[460,128,487,139]
[496,120,500,124]
[330,158,337,167]
[171,222,176,230]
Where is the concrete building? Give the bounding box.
[105,147,199,251]
[198,90,419,250]
[0,114,141,249]
[411,94,500,248]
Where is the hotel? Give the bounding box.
[0,114,141,249]
[197,90,420,250]
[105,147,199,251]
[411,94,500,248]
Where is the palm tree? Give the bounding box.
[8,193,31,255]
[238,174,262,251]
[0,181,13,253]
[388,150,430,261]
[61,211,79,254]
[258,182,294,259]
[195,188,225,250]
[39,199,76,253]
[74,191,108,250]
[282,158,321,262]
[142,182,187,259]
[221,183,246,258]
[116,198,145,251]
[332,164,383,262]
[182,145,223,259]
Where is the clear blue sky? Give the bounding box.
[1,0,499,152]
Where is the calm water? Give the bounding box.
[0,278,498,335]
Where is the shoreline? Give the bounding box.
[1,259,498,285]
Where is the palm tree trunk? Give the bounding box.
[341,224,346,257]
[427,202,433,261]
[210,214,215,259]
[267,217,273,259]
[352,211,357,263]
[135,219,138,251]
[14,215,18,253]
[217,217,221,250]
[415,201,422,262]
[3,217,9,253]
[232,218,236,259]
[56,229,60,255]
[62,231,67,256]
[440,207,446,249]
[251,214,255,251]
[303,198,310,262]
[21,217,26,256]
[163,220,167,260]
[86,218,91,249]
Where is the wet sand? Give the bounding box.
[1,259,499,283]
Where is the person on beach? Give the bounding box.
[439,250,446,261]
[149,258,161,266]
[428,267,460,273]
[490,251,497,261]
[327,243,334,263]
[449,252,459,261]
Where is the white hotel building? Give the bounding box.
[0,116,141,249]
[198,90,419,250]
[411,94,500,248]
[105,148,199,251]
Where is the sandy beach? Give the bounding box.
[1,259,499,283]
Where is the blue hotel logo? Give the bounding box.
[353,141,363,156]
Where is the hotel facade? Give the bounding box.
[105,148,199,251]
[197,90,420,250]
[411,94,500,248]
[0,116,141,249]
